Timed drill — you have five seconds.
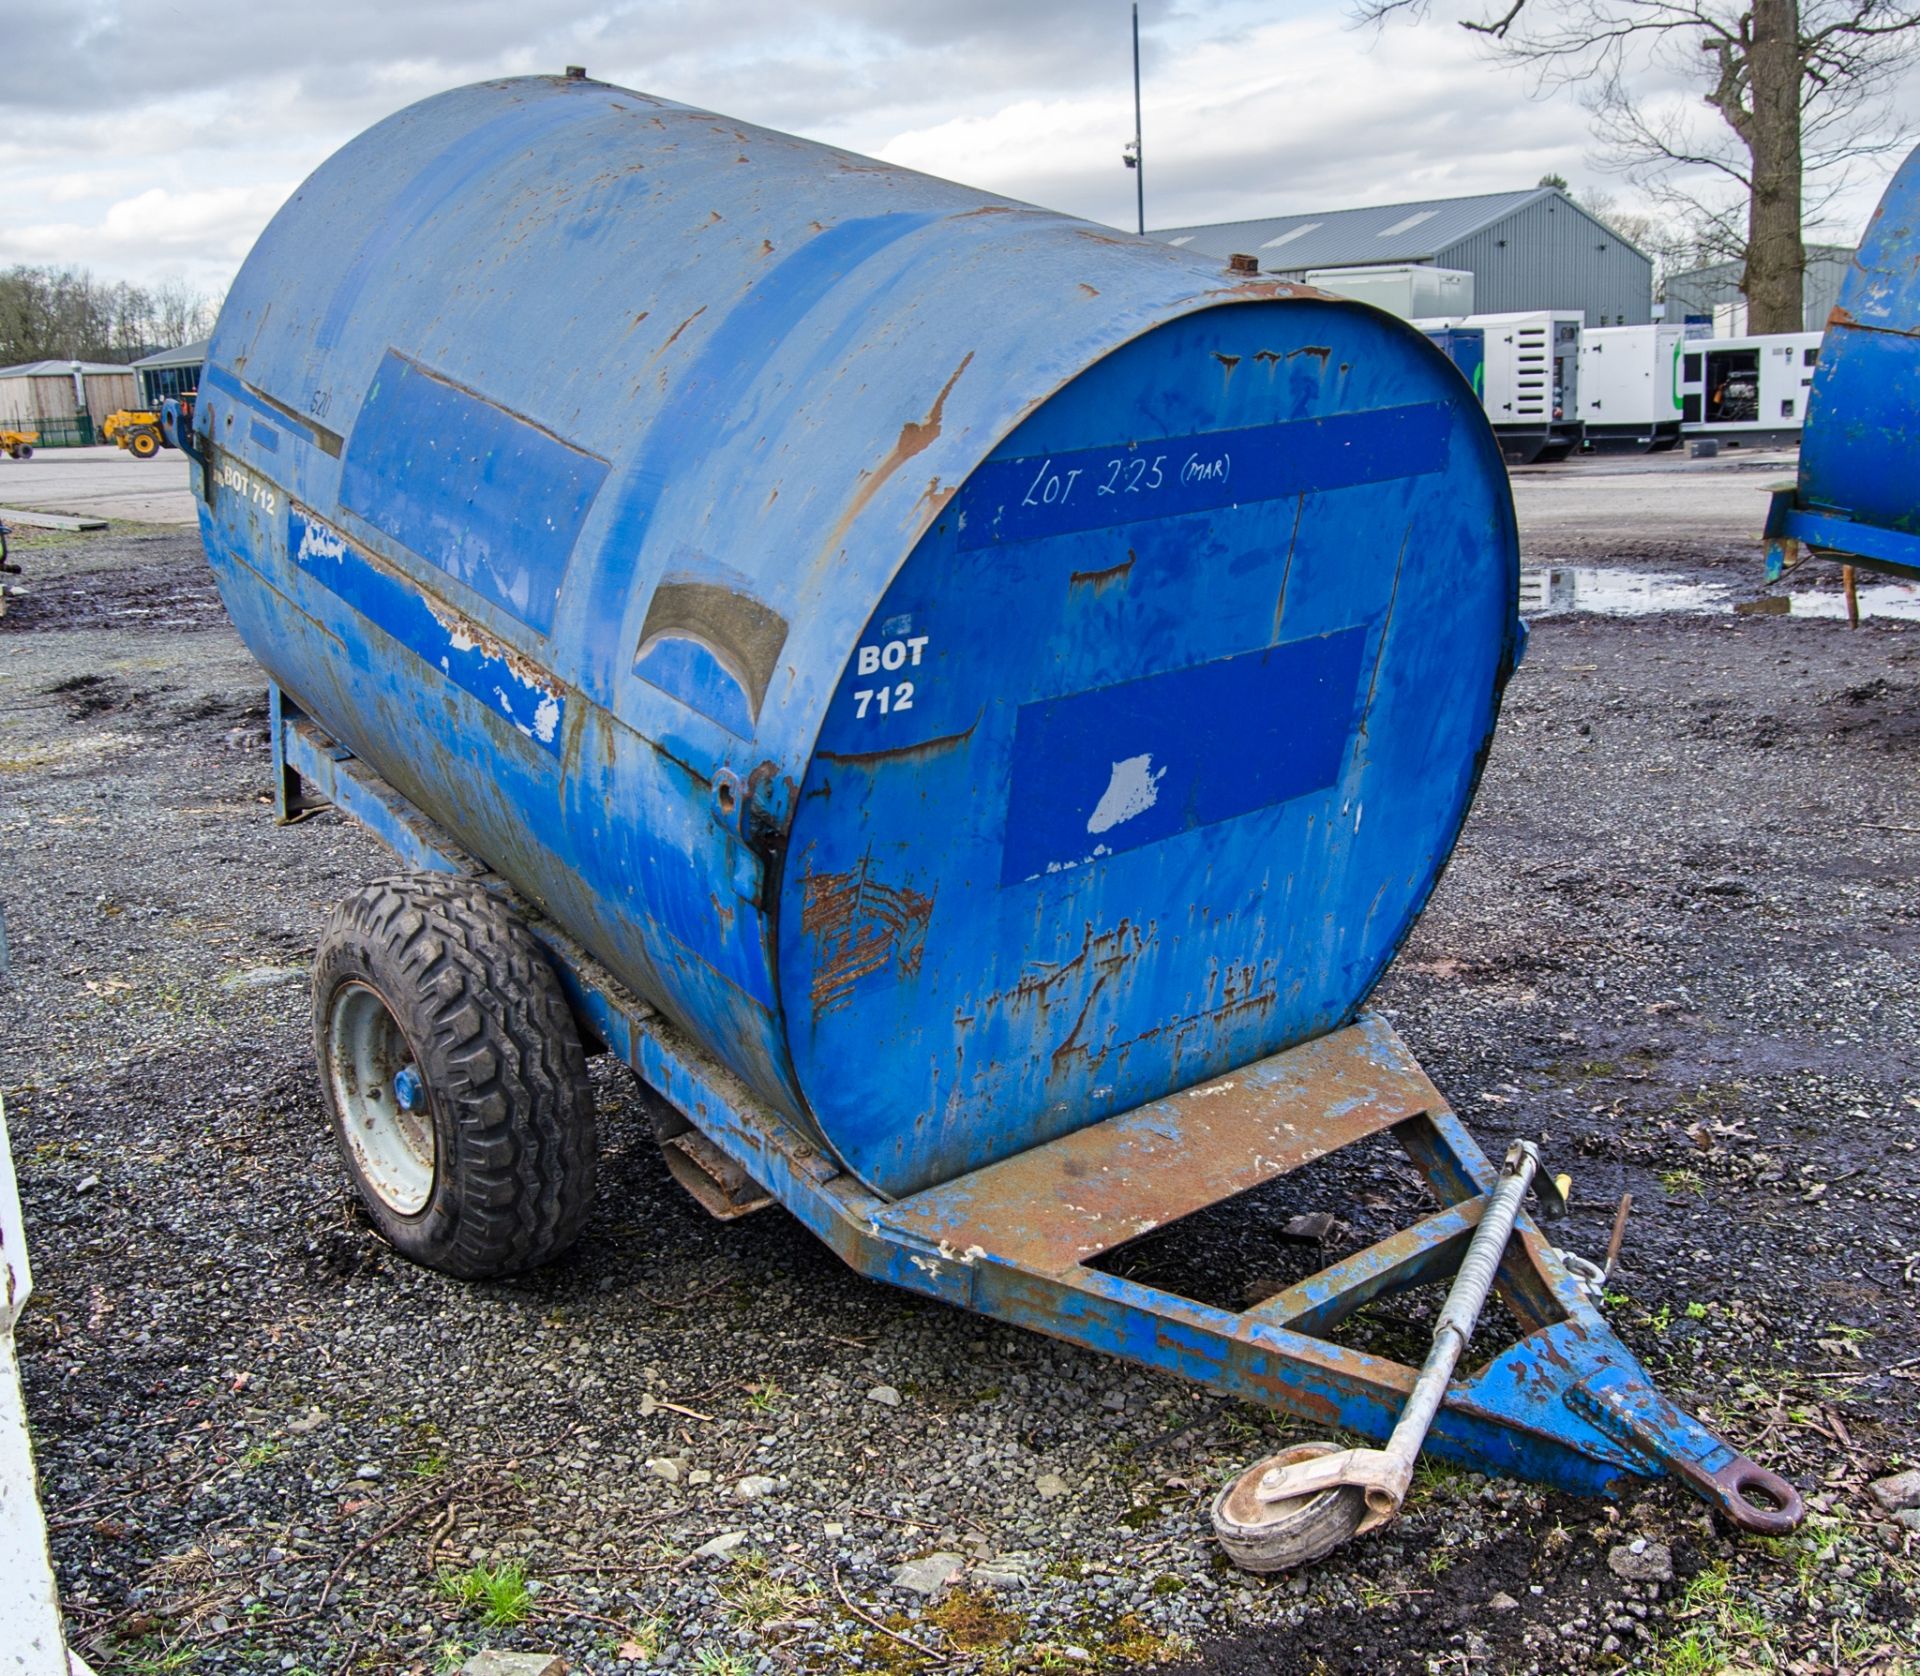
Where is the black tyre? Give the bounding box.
[312,873,597,1278]
[10,445,31,459]
[129,427,161,459]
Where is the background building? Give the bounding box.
[1155,187,1653,326]
[0,359,137,447]
[131,337,209,407]
[1661,246,1854,335]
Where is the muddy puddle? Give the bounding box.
[1521,564,1920,622]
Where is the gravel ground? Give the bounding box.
[2,461,1917,1676]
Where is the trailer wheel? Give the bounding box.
[312,873,597,1279]
[9,445,30,460]
[129,427,161,459]
[1210,1442,1368,1572]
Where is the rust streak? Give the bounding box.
[820,351,975,557]
[1069,554,1134,592]
[817,721,978,768]
[801,855,936,1017]
[656,305,708,356]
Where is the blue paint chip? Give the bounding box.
[290,507,566,756]
[957,402,1452,551]
[1000,628,1368,884]
[339,350,607,634]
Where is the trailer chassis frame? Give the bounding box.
[271,685,1801,1535]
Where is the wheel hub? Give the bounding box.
[324,983,435,1215]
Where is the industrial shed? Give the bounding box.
[0,359,137,447]
[131,337,209,407]
[1155,187,1653,326]
[1662,245,1854,334]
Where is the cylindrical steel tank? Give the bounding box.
[1784,141,1920,577]
[194,73,1520,1201]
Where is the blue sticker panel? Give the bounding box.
[338,350,607,633]
[1000,627,1368,884]
[958,402,1451,551]
[289,506,566,755]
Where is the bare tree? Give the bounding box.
[1355,1,1920,331]
[0,266,220,366]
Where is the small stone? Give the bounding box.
[1896,1510,1920,1534]
[1099,1391,1126,1412]
[892,1552,965,1596]
[823,1522,845,1537]
[1868,1469,1920,1515]
[1607,1540,1673,1584]
[458,1655,567,1676]
[221,965,305,990]
[690,1530,748,1561]
[1490,1591,1520,1612]
[735,1475,777,1501]
[973,1561,1030,1591]
[866,1385,901,1407]
[647,1458,683,1485]
[1034,1472,1069,1500]
[638,1394,658,1417]
[1062,1649,1093,1665]
[287,1409,326,1435]
[354,1464,382,1481]
[76,1175,101,1194]
[687,1469,712,1486]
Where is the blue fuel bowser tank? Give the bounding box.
[186,74,1800,1544]
[1766,141,1920,581]
[195,74,1517,1201]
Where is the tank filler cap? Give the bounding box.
[1228,253,1261,276]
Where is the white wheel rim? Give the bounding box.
[325,982,435,1215]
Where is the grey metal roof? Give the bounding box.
[132,337,210,370]
[1155,188,1566,269]
[0,358,136,378]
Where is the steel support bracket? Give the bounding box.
[1568,1363,1802,1534]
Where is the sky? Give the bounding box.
[2,0,1913,302]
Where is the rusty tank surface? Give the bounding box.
[191,72,1520,1202]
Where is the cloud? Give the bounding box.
[0,0,1910,298]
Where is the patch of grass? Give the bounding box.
[409,1450,447,1478]
[437,1560,533,1627]
[1100,1614,1187,1665]
[1659,1168,1704,1198]
[614,1613,670,1660]
[719,1552,817,1629]
[690,1651,754,1676]
[925,1586,1024,1652]
[119,1651,197,1676]
[1684,1300,1709,1320]
[744,1380,784,1414]
[238,1440,282,1470]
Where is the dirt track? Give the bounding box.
[2,458,1916,1674]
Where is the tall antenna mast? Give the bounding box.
[1131,3,1145,235]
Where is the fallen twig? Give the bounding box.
[829,1562,945,1663]
[318,1486,456,1607]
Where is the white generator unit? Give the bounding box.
[1417,310,1584,465]
[1677,332,1822,444]
[1578,324,1688,451]
[1305,264,1474,321]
